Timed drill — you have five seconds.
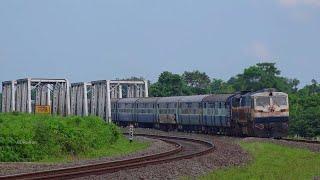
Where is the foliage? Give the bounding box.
[210,78,235,94]
[149,71,191,97]
[150,70,228,96]
[288,81,320,137]
[227,62,298,92]
[200,141,320,180]
[149,63,298,96]
[0,113,147,162]
[182,70,211,94]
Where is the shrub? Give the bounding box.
[0,113,121,162]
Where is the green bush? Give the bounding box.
[289,93,320,137]
[0,113,121,162]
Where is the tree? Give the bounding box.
[149,71,191,97]
[291,79,300,92]
[289,91,320,137]
[0,93,2,112]
[182,70,211,94]
[310,79,320,94]
[283,78,300,93]
[228,62,297,92]
[298,79,320,95]
[210,78,235,94]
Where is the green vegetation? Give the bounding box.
[0,113,148,162]
[289,84,320,138]
[149,63,298,97]
[0,93,2,112]
[200,141,320,180]
[148,63,320,138]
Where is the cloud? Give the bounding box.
[276,0,318,23]
[246,42,272,60]
[277,0,320,8]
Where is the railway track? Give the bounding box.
[281,137,320,144]
[0,134,214,180]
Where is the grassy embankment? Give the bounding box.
[200,141,320,180]
[0,113,148,163]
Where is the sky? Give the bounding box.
[0,0,319,88]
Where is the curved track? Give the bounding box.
[281,137,320,144]
[0,134,214,180]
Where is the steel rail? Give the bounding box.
[0,134,214,180]
[281,137,320,144]
[0,137,182,180]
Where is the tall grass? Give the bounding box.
[0,113,145,162]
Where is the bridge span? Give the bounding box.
[1,78,148,122]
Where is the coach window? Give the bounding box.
[215,102,219,108]
[188,103,192,108]
[210,103,215,108]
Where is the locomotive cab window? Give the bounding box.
[271,96,287,106]
[232,97,240,107]
[240,96,251,107]
[255,96,270,107]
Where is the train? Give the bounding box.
[111,89,289,137]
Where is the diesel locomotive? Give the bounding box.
[111,89,289,137]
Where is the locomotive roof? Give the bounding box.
[250,91,288,97]
[202,94,233,102]
[242,88,280,96]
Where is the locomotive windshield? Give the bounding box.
[271,96,287,106]
[255,96,270,107]
[255,95,288,108]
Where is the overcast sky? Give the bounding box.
[0,0,319,88]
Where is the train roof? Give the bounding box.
[117,98,139,103]
[157,96,186,103]
[136,97,161,104]
[111,98,120,103]
[179,95,209,103]
[202,94,233,102]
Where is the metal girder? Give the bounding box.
[1,78,148,123]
